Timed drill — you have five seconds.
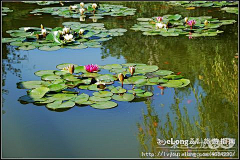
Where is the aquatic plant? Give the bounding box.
[187,20,196,27]
[166,1,238,8]
[22,1,60,5]
[17,63,190,111]
[2,22,127,51]
[2,7,13,16]
[30,3,136,19]
[131,14,236,37]
[85,64,99,73]
[221,7,238,15]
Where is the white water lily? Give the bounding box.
[79,8,85,15]
[63,27,70,34]
[71,5,78,10]
[184,17,188,23]
[92,3,97,9]
[41,24,44,29]
[92,18,98,22]
[79,16,85,21]
[41,29,47,35]
[79,29,84,35]
[156,22,166,29]
[63,34,74,41]
[80,2,84,8]
[24,27,31,32]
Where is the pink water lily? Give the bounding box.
[156,16,163,22]
[187,20,196,26]
[84,64,99,73]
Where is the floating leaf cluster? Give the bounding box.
[17,63,190,111]
[22,1,60,5]
[30,3,136,19]
[2,22,127,51]
[221,7,238,15]
[2,7,13,16]
[130,14,236,37]
[167,1,238,8]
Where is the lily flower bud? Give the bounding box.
[129,66,135,76]
[92,3,97,9]
[79,29,84,35]
[118,73,124,87]
[204,20,208,25]
[80,2,84,8]
[68,65,75,74]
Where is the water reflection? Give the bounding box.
[137,55,238,158]
[2,1,238,158]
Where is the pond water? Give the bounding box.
[2,1,238,158]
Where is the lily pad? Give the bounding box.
[75,93,90,105]
[89,96,111,102]
[90,101,117,109]
[35,70,56,77]
[93,91,113,97]
[136,91,153,97]
[29,87,50,99]
[154,70,174,76]
[17,81,43,89]
[112,93,135,102]
[111,86,127,94]
[46,100,75,110]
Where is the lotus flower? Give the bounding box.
[118,73,124,87]
[129,66,135,76]
[156,16,163,22]
[79,8,85,15]
[79,16,85,21]
[92,3,97,9]
[79,29,84,35]
[63,34,74,41]
[84,64,99,73]
[184,17,188,23]
[41,29,47,35]
[80,2,84,8]
[204,20,208,25]
[187,20,196,26]
[63,27,70,34]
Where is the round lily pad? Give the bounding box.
[90,101,117,109]
[29,87,50,99]
[93,91,113,97]
[112,93,135,102]
[89,96,111,102]
[111,86,127,94]
[75,93,90,105]
[46,100,75,110]
[17,81,43,89]
[136,91,153,97]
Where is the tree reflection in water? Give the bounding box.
[136,55,238,158]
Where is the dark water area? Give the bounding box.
[2,1,238,158]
